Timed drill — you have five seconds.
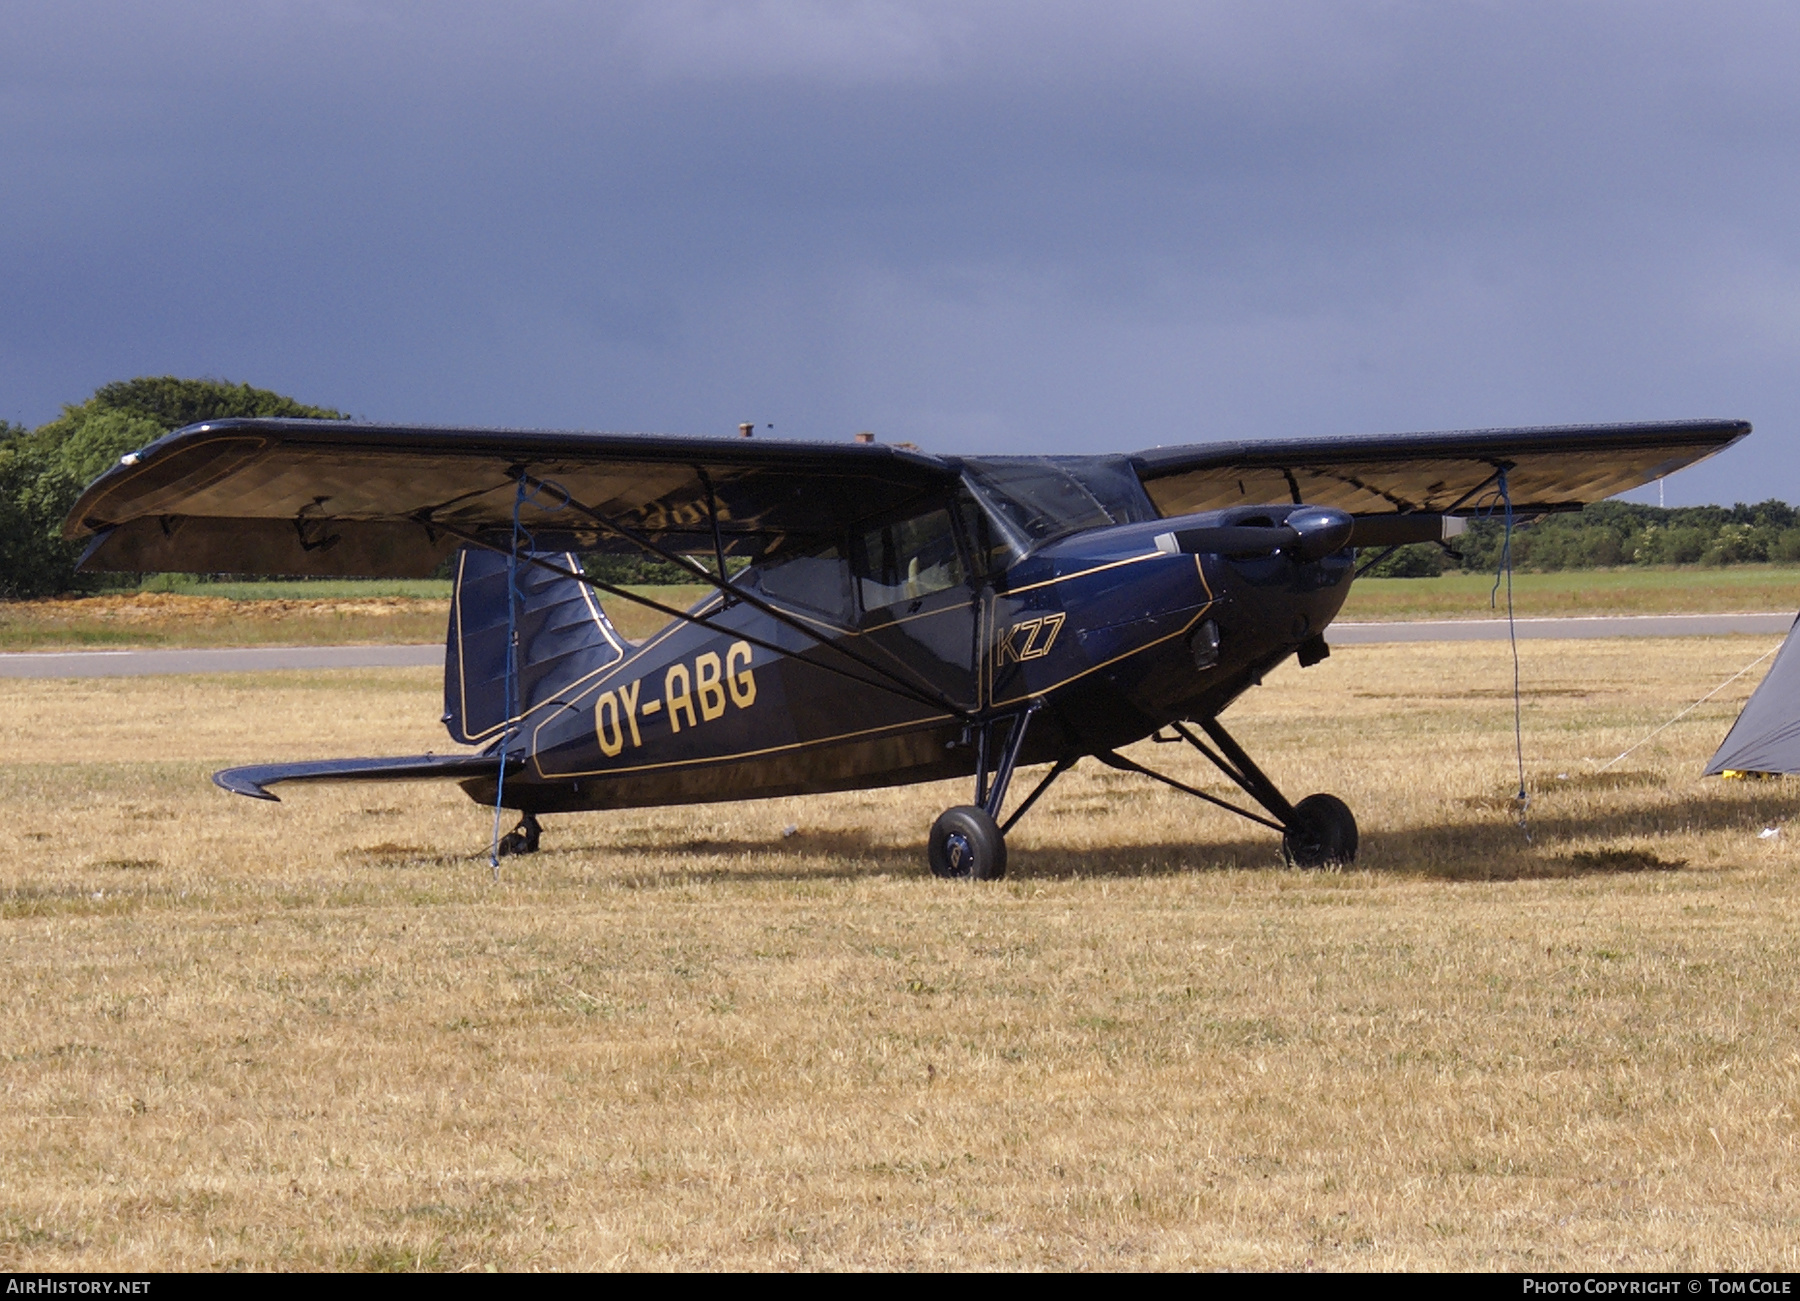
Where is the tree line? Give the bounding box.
[3,377,1796,596]
[1368,499,1800,577]
[0,378,346,597]
[0,376,700,597]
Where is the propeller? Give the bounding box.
[1156,507,1355,562]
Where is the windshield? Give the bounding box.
[960,456,1157,549]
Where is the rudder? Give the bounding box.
[444,548,627,746]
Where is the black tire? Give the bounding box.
[1281,793,1358,868]
[928,806,1007,881]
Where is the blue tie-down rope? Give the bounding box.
[485,475,571,877]
[488,477,529,876]
[1483,468,1530,840]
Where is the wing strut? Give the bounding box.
[1352,460,1513,578]
[696,468,733,600]
[422,515,973,722]
[1090,747,1286,832]
[496,467,973,717]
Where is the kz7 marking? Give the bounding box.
[999,613,1065,664]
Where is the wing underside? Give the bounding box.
[66,420,962,577]
[64,416,1751,578]
[1134,420,1749,518]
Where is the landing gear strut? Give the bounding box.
[929,705,1071,882]
[925,709,1358,877]
[1098,716,1358,869]
[498,810,542,856]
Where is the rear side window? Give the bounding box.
[755,538,853,621]
[853,508,967,611]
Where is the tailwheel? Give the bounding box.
[928,806,1007,881]
[1281,794,1357,869]
[498,811,542,857]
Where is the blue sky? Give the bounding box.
[4,1,1797,504]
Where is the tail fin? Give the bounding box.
[443,548,627,746]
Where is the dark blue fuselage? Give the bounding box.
[464,473,1355,813]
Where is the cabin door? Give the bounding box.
[850,503,981,714]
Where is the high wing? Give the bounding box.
[1133,419,1749,520]
[65,419,960,577]
[63,416,1750,578]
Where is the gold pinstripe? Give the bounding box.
[528,551,1219,782]
[984,553,1214,706]
[531,711,953,781]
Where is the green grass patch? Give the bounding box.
[138,575,454,600]
[1341,564,1800,620]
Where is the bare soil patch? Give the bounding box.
[0,586,706,651]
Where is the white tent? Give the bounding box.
[1706,613,1800,776]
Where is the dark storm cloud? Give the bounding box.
[3,2,1797,502]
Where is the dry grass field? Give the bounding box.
[3,636,1800,1270]
[0,593,450,651]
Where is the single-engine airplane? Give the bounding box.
[63,417,1749,878]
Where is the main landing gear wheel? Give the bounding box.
[928,806,1007,881]
[498,811,542,857]
[1281,793,1358,869]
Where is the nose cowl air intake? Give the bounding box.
[1157,506,1354,562]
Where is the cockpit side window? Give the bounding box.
[954,491,1014,579]
[852,507,967,612]
[752,535,853,622]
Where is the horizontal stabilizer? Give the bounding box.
[213,752,512,801]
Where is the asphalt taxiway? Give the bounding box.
[0,613,1791,678]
